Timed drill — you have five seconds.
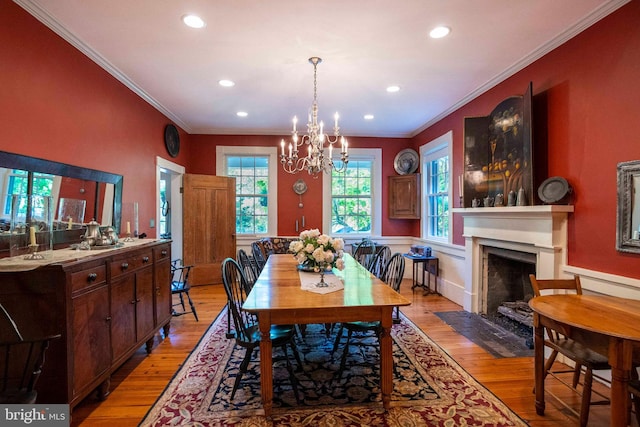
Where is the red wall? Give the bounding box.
[0,0,191,237]
[3,0,639,281]
[188,134,416,236]
[411,1,640,278]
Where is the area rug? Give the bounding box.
[435,311,534,358]
[140,311,528,426]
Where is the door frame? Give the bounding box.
[156,156,184,262]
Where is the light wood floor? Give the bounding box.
[70,280,617,426]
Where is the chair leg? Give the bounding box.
[572,363,583,389]
[282,343,302,403]
[178,293,186,311]
[185,290,199,321]
[338,329,354,378]
[231,346,255,400]
[579,368,593,427]
[289,337,303,371]
[331,324,344,356]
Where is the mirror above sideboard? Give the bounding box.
[616,160,640,253]
[0,150,123,254]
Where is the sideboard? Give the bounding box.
[0,239,172,409]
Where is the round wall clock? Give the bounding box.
[164,124,180,158]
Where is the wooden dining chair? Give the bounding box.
[171,259,198,321]
[368,245,391,279]
[251,241,267,274]
[0,304,61,404]
[529,274,610,427]
[237,249,259,291]
[221,258,302,402]
[332,253,405,377]
[353,238,376,270]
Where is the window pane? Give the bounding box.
[331,160,373,234]
[227,155,270,234]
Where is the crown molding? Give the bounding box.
[410,0,631,138]
[15,0,193,134]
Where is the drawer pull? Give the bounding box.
[142,256,150,263]
[161,250,168,256]
[105,316,112,322]
[131,300,136,305]
[87,273,98,282]
[121,262,129,270]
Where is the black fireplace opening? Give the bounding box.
[482,247,536,348]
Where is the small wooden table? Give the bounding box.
[243,253,411,417]
[529,294,640,426]
[403,254,439,295]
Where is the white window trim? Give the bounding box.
[216,146,278,236]
[322,148,382,237]
[420,131,453,244]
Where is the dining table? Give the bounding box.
[529,294,640,426]
[242,252,411,417]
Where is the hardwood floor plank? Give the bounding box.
[70,281,618,426]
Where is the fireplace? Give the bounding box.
[482,246,536,320]
[454,205,574,314]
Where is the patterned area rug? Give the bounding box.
[140,312,528,426]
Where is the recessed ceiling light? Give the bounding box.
[364,114,374,120]
[218,79,235,87]
[386,85,400,93]
[182,14,205,29]
[236,111,248,117]
[430,26,450,39]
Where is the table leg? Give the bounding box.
[608,337,633,427]
[533,317,545,416]
[258,313,273,418]
[379,307,393,410]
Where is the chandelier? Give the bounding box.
[280,57,348,175]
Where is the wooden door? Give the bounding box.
[183,174,236,285]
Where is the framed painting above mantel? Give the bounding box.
[462,82,533,208]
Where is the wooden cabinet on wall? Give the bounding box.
[0,239,172,410]
[389,174,421,219]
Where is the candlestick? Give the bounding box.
[126,221,131,235]
[29,226,36,246]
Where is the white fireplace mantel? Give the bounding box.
[453,205,574,313]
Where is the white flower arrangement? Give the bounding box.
[289,228,345,271]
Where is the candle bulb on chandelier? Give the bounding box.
[292,116,297,132]
[319,121,324,136]
[280,139,285,156]
[334,112,339,128]
[328,142,333,159]
[288,143,292,159]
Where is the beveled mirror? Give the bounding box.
[616,160,640,253]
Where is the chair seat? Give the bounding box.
[245,324,298,344]
[547,338,610,368]
[343,321,381,333]
[171,281,187,292]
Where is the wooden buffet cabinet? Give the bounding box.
[0,239,172,410]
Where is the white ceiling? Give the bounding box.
[17,0,627,138]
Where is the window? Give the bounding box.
[2,169,55,216]
[330,160,372,233]
[323,148,382,237]
[216,146,278,235]
[420,131,453,242]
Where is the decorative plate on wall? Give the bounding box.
[394,148,419,175]
[164,124,180,158]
